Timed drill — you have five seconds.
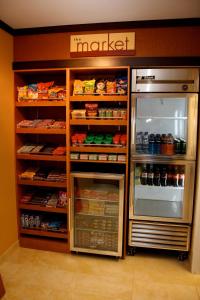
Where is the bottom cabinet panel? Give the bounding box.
[70,172,124,257]
[129,220,191,251]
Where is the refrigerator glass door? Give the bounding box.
[130,161,195,222]
[131,94,198,160]
[70,172,124,256]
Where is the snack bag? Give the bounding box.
[116,77,128,94]
[17,86,28,101]
[73,80,84,95]
[84,79,95,94]
[28,84,38,99]
[96,79,105,94]
[106,81,117,94]
[37,81,54,99]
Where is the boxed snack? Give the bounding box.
[70,153,79,160]
[98,154,108,161]
[117,155,126,162]
[80,153,89,160]
[71,110,86,119]
[108,154,117,161]
[88,154,98,160]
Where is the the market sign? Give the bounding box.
[70,32,135,57]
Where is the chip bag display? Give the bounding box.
[73,80,84,95]
[84,79,95,94]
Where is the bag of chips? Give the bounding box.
[84,79,95,94]
[73,80,84,95]
[17,86,28,101]
[106,81,117,94]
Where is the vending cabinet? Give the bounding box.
[70,172,124,257]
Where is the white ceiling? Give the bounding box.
[0,0,200,29]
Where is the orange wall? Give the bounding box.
[0,29,17,255]
[14,26,200,61]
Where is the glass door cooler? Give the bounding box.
[129,68,199,256]
[70,172,124,257]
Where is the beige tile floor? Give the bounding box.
[0,244,200,300]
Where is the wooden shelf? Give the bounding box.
[16,153,66,161]
[70,159,126,164]
[16,128,66,134]
[20,228,68,239]
[70,95,128,102]
[18,179,67,188]
[70,119,127,126]
[19,204,67,213]
[16,100,66,107]
[70,146,127,153]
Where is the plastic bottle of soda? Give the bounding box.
[166,133,174,155]
[153,165,160,186]
[140,164,148,185]
[155,134,161,155]
[147,164,154,185]
[161,134,167,155]
[136,132,143,153]
[180,139,187,154]
[148,134,155,154]
[167,165,173,186]
[160,166,167,186]
[174,138,181,154]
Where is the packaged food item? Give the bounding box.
[73,80,84,95]
[70,153,79,160]
[37,81,54,99]
[106,81,117,94]
[106,109,113,118]
[94,134,104,144]
[116,77,128,95]
[80,153,89,160]
[17,86,28,101]
[71,110,86,119]
[52,146,66,155]
[57,191,67,207]
[89,154,98,160]
[85,103,98,118]
[96,79,106,94]
[108,155,117,161]
[117,155,126,162]
[113,109,121,119]
[84,79,96,94]
[48,87,65,99]
[113,134,120,145]
[28,84,38,99]
[120,109,127,120]
[98,154,108,161]
[103,134,113,144]
[98,108,106,119]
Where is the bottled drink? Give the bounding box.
[148,134,155,154]
[173,166,179,187]
[166,133,174,155]
[161,134,167,155]
[153,166,160,186]
[136,132,143,153]
[167,165,173,186]
[155,134,161,155]
[142,132,149,154]
[147,164,154,185]
[140,164,148,185]
[178,166,185,187]
[180,139,186,154]
[135,164,142,185]
[160,166,167,186]
[174,138,181,154]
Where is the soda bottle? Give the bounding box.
[166,133,174,155]
[153,165,160,186]
[140,164,148,185]
[160,166,167,186]
[161,134,167,155]
[173,166,179,187]
[147,164,154,185]
[174,138,181,154]
[142,132,149,154]
[178,166,185,187]
[167,165,173,186]
[155,134,161,155]
[148,134,155,154]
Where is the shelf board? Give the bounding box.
[19,204,67,213]
[131,153,187,161]
[76,212,118,218]
[20,228,68,239]
[70,95,128,102]
[16,153,66,161]
[16,128,66,134]
[18,179,67,188]
[16,100,66,107]
[70,146,127,153]
[70,159,126,164]
[70,119,127,126]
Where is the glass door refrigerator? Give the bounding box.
[129,68,199,259]
[70,172,124,257]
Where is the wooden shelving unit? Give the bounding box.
[67,66,130,257]
[15,68,69,253]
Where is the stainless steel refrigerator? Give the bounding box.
[129,68,199,259]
